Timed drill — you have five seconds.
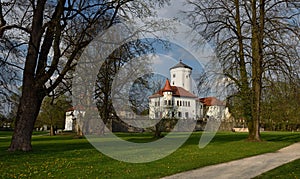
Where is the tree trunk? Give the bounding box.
[154,126,162,139]
[154,121,163,139]
[8,87,43,151]
[50,125,55,136]
[248,0,264,141]
[8,0,46,151]
[233,0,253,139]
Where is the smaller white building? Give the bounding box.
[200,97,233,122]
[64,106,85,131]
[64,109,74,131]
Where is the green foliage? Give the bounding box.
[1,132,300,178]
[261,82,300,131]
[35,95,72,129]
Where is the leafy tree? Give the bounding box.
[186,0,299,141]
[261,81,300,131]
[36,95,72,135]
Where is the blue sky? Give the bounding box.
[142,38,205,80]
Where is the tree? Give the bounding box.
[186,0,300,141]
[0,0,169,151]
[94,40,154,134]
[36,95,72,135]
[261,81,300,131]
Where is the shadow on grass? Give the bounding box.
[1,132,300,158]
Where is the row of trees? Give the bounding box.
[186,0,299,141]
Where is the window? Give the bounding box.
[173,81,175,85]
[158,101,160,106]
[177,100,179,106]
[188,101,190,107]
[164,100,167,105]
[172,112,175,117]
[180,101,182,106]
[185,112,189,118]
[168,100,171,106]
[173,74,176,78]
[178,112,182,118]
[155,112,159,118]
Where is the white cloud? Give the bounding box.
[156,0,188,21]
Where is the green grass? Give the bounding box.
[0,131,48,137]
[1,131,300,178]
[254,158,300,179]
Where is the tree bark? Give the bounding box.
[248,0,265,141]
[233,0,253,133]
[8,0,46,151]
[50,125,54,136]
[8,86,44,151]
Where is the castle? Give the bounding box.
[149,60,203,120]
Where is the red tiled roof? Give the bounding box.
[149,80,197,98]
[163,79,172,92]
[66,107,75,112]
[199,97,225,106]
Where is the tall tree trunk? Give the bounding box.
[234,0,252,132]
[248,0,264,141]
[8,86,44,151]
[8,0,47,151]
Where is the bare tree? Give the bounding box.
[186,0,300,141]
[0,0,169,151]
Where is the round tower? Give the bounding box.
[170,60,192,92]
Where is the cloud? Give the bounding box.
[156,0,188,20]
[150,54,164,65]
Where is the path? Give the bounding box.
[162,142,300,179]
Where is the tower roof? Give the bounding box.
[149,79,198,98]
[170,60,192,70]
[162,78,172,92]
[199,97,225,106]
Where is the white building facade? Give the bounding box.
[170,60,192,92]
[149,61,203,120]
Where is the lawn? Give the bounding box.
[254,158,300,179]
[1,131,300,179]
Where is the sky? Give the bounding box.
[130,1,217,95]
